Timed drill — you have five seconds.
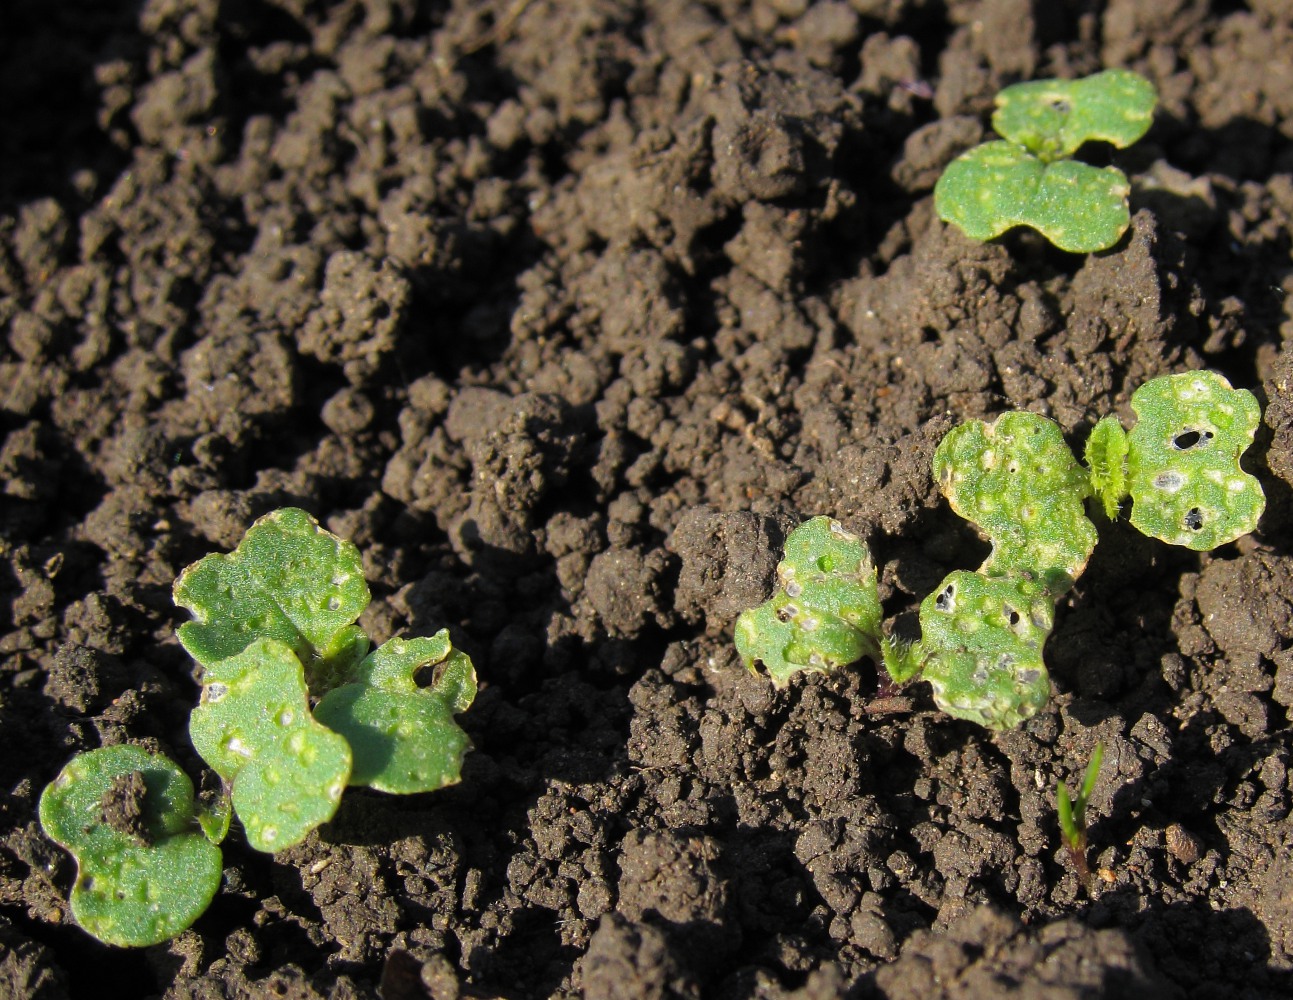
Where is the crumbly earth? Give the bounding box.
[3,1,1292,998]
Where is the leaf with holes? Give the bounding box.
[314,632,476,794]
[734,517,883,687]
[917,571,1054,731]
[38,745,223,947]
[174,508,371,689]
[992,68,1157,162]
[1125,371,1265,549]
[189,639,351,852]
[934,411,1097,596]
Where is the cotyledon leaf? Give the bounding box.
[933,411,1097,595]
[917,571,1054,731]
[189,638,351,852]
[1125,371,1265,549]
[734,517,883,687]
[38,745,222,947]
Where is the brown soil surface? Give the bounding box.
[3,1,1293,998]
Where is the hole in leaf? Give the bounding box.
[1172,429,1213,450]
[1005,606,1021,627]
[1048,97,1071,113]
[776,603,800,623]
[935,585,956,612]
[1184,508,1204,531]
[414,662,446,689]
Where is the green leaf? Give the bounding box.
[189,639,351,852]
[934,411,1097,595]
[918,571,1054,731]
[39,745,222,947]
[174,508,371,684]
[1084,415,1130,520]
[992,69,1157,162]
[734,517,883,687]
[1125,371,1265,549]
[935,142,1133,253]
[314,633,476,794]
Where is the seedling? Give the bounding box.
[38,745,224,947]
[935,69,1157,252]
[41,508,476,945]
[1057,742,1104,888]
[735,372,1264,730]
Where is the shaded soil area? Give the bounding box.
[3,1,1293,997]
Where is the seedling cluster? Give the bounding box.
[40,509,475,945]
[935,69,1158,252]
[736,371,1264,730]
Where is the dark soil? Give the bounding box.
[3,1,1293,998]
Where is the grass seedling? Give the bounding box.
[935,69,1157,252]
[1057,742,1104,889]
[735,372,1264,730]
[41,508,477,945]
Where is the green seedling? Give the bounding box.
[175,508,477,846]
[1057,742,1104,888]
[38,745,223,947]
[43,508,477,946]
[735,371,1264,731]
[935,69,1157,252]
[1086,371,1265,549]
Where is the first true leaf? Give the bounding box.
[174,508,371,680]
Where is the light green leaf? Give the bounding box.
[935,142,1133,253]
[1126,371,1265,549]
[38,745,222,947]
[189,639,351,852]
[992,69,1157,162]
[1084,415,1130,520]
[734,517,882,687]
[934,411,1097,595]
[174,508,371,684]
[314,633,476,794]
[918,571,1054,731]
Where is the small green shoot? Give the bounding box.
[935,69,1157,252]
[1057,742,1104,888]
[734,371,1265,731]
[38,746,223,947]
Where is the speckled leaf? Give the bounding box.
[734,517,882,687]
[189,639,351,852]
[918,571,1054,731]
[314,633,476,794]
[1126,371,1265,549]
[39,745,222,947]
[934,411,1096,595]
[935,142,1132,252]
[992,69,1157,161]
[174,508,370,685]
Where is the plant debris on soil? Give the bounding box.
[3,1,1293,998]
